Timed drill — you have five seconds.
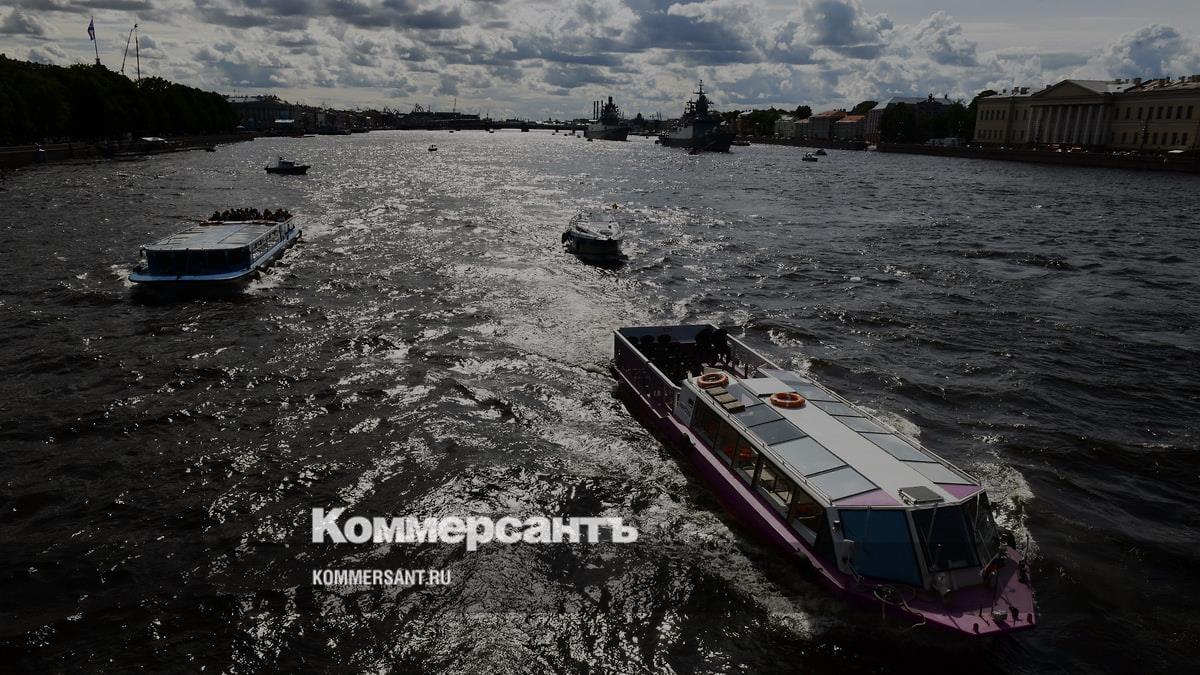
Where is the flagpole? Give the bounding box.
[91,16,100,65]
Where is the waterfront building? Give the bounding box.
[773,115,798,138]
[1109,77,1200,151]
[227,95,311,133]
[864,96,951,142]
[793,117,811,140]
[973,88,1035,145]
[973,76,1200,151]
[834,114,865,141]
[807,109,847,140]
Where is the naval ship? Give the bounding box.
[659,81,735,152]
[585,96,630,141]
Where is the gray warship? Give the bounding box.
[659,81,735,153]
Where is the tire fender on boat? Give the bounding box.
[697,372,728,388]
[769,391,806,408]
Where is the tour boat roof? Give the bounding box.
[143,221,285,251]
[616,325,982,508]
[700,369,981,508]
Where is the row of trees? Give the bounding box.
[0,54,238,146]
[875,92,990,144]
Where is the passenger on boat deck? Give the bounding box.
[712,329,731,363]
[694,327,715,364]
[639,335,658,366]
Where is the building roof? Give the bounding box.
[836,115,866,123]
[812,109,847,118]
[1124,75,1200,93]
[881,96,929,107]
[1069,79,1129,95]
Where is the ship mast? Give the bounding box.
[120,23,140,81]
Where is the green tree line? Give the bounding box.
[0,54,238,145]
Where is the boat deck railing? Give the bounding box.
[613,332,680,418]
[723,334,779,378]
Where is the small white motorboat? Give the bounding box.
[802,152,819,162]
[264,156,310,174]
[563,206,625,262]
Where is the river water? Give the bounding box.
[0,131,1197,673]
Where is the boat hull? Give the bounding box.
[265,165,309,175]
[584,126,629,141]
[563,231,623,262]
[660,132,734,153]
[612,359,1036,636]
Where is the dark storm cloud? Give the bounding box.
[800,0,891,59]
[7,0,155,10]
[631,7,755,63]
[190,0,465,32]
[543,63,619,89]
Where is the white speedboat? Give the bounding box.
[563,207,625,262]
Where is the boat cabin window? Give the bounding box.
[734,443,760,483]
[912,505,978,572]
[965,493,1000,563]
[756,460,793,514]
[788,489,823,536]
[840,509,923,587]
[715,424,740,464]
[690,402,722,446]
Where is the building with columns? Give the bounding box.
[974,76,1200,151]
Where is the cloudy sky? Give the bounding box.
[3,1,1200,118]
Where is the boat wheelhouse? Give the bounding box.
[129,212,300,294]
[612,325,1035,635]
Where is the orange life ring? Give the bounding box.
[770,391,806,408]
[697,372,729,388]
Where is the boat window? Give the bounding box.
[839,509,923,587]
[756,460,794,513]
[788,489,823,535]
[912,506,978,572]
[690,403,720,446]
[733,442,760,483]
[714,424,739,464]
[966,494,1000,562]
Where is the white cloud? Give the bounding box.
[1081,24,1200,78]
[28,43,69,65]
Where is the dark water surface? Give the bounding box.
[1,132,1197,673]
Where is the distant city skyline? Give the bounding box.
[2,1,1199,118]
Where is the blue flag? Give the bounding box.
[87,18,95,41]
